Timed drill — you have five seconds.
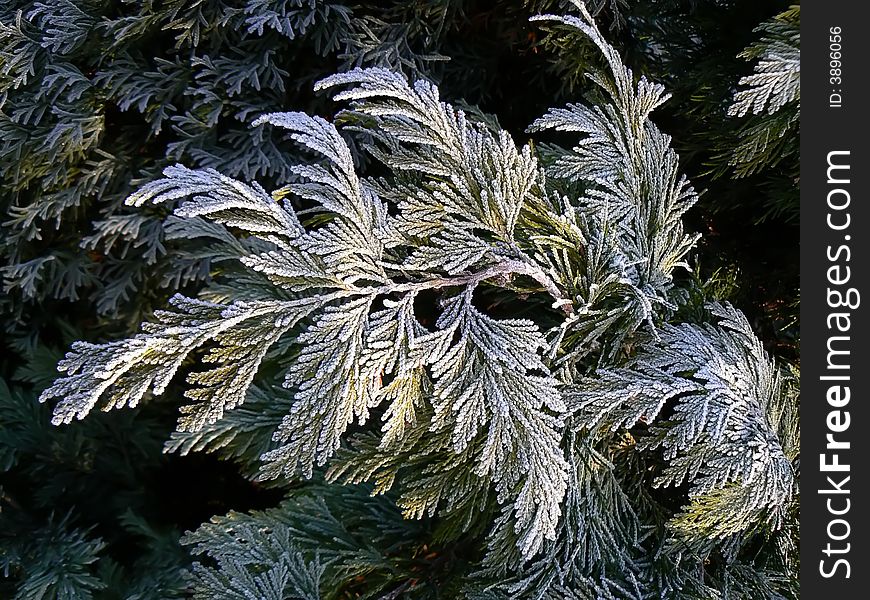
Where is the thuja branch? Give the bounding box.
[369,257,574,314]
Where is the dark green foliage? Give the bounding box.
[0,0,543,346]
[183,483,480,599]
[0,376,188,598]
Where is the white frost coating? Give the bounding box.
[41,2,728,565]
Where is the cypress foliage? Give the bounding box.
[1,1,799,598]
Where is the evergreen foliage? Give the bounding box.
[0,376,188,599]
[727,5,800,177]
[2,0,800,598]
[0,0,502,345]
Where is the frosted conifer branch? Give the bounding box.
[728,6,800,118]
[39,2,758,568]
[42,67,578,558]
[566,303,796,548]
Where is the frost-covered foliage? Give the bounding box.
[472,302,799,596]
[181,483,444,599]
[727,4,800,181]
[185,514,324,600]
[729,5,800,119]
[0,0,323,324]
[35,1,799,597]
[567,303,795,551]
[0,0,475,346]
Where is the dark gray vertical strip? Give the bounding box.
[801,1,869,595]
